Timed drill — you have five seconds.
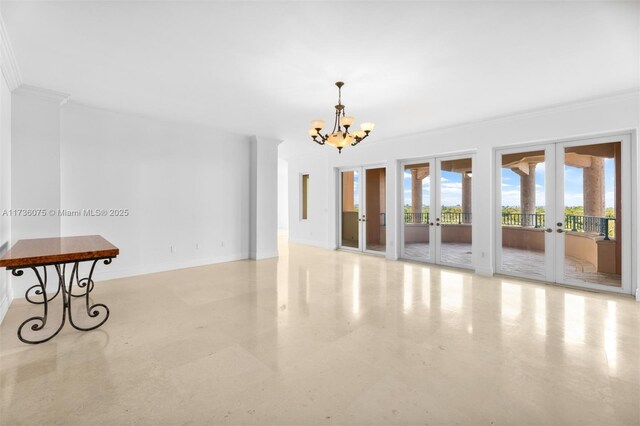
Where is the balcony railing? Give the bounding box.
[441,212,472,224]
[501,213,615,240]
[388,211,614,238]
[403,212,472,224]
[404,212,429,224]
[565,215,615,239]
[501,212,545,228]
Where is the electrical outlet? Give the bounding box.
[170,246,176,253]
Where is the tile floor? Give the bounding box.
[404,243,622,287]
[501,246,622,287]
[404,242,473,266]
[1,236,638,425]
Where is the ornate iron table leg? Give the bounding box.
[13,258,112,344]
[66,259,110,331]
[15,267,65,344]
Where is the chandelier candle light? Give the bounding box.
[309,81,375,153]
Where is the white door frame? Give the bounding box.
[494,143,556,282]
[399,157,435,263]
[362,165,388,255]
[555,134,632,294]
[337,164,388,255]
[494,132,634,295]
[338,166,362,252]
[399,152,475,269]
[435,153,475,269]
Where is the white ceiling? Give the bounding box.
[2,1,638,156]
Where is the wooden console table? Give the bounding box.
[0,235,119,344]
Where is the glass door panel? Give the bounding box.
[496,135,631,295]
[438,158,473,267]
[364,167,387,253]
[403,162,431,261]
[499,149,547,279]
[341,170,360,249]
[559,141,621,288]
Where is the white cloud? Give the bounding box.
[564,193,583,206]
[605,191,615,208]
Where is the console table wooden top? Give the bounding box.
[0,235,119,268]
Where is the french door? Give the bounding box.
[495,134,632,294]
[401,154,474,269]
[339,166,387,254]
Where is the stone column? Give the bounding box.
[583,156,605,217]
[411,169,422,223]
[519,163,536,226]
[461,172,472,223]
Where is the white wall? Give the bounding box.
[287,92,639,295]
[277,157,288,230]
[0,72,12,321]
[58,103,251,282]
[11,91,61,243]
[287,152,330,248]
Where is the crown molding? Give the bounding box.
[13,84,70,105]
[0,13,21,91]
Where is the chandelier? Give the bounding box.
[308,81,375,153]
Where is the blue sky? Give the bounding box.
[403,169,459,207]
[401,158,615,208]
[352,169,360,208]
[500,159,615,208]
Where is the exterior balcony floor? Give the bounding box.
[403,243,621,287]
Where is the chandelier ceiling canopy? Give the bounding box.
[309,81,374,153]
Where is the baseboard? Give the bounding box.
[288,237,332,250]
[10,253,249,298]
[94,252,249,281]
[251,251,279,260]
[475,266,494,277]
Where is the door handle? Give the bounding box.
[556,229,564,233]
[429,222,434,226]
[545,228,553,233]
[436,223,440,226]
